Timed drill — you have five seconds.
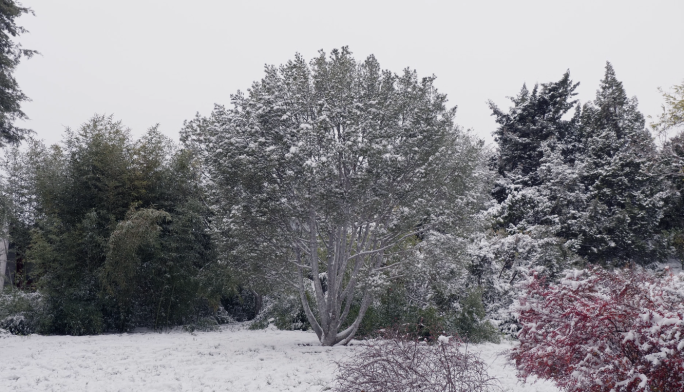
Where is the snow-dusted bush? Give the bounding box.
[244,294,311,331]
[0,314,30,335]
[467,229,580,338]
[512,267,684,391]
[0,291,45,335]
[340,284,499,344]
[334,333,501,392]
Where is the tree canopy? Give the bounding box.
[183,47,489,345]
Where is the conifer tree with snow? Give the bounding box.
[487,64,669,283]
[0,0,37,146]
[490,72,580,204]
[484,72,583,285]
[182,47,489,346]
[482,65,669,329]
[573,63,667,266]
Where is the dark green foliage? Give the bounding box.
[345,286,411,339]
[659,132,684,267]
[0,0,37,146]
[489,64,668,273]
[574,63,667,265]
[0,138,45,289]
[48,300,104,336]
[490,72,579,205]
[221,286,262,322]
[271,296,309,331]
[182,316,220,333]
[451,288,500,344]
[344,284,499,344]
[244,293,310,331]
[21,115,221,334]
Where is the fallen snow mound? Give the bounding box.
[1,324,558,392]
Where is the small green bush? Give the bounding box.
[48,300,104,336]
[0,291,46,335]
[343,286,500,344]
[248,318,270,330]
[450,288,500,344]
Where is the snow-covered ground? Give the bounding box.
[1,325,559,392]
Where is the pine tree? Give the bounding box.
[475,72,585,328]
[0,1,37,146]
[490,64,669,272]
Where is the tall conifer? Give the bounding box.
[573,63,667,265]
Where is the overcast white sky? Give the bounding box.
[14,0,684,146]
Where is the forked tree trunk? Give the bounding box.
[295,211,395,346]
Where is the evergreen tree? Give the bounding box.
[489,72,579,205]
[574,63,667,265]
[18,115,219,334]
[658,131,684,263]
[0,1,37,146]
[0,138,44,290]
[488,64,669,277]
[485,72,582,287]
[653,81,684,263]
[183,48,488,346]
[482,66,670,326]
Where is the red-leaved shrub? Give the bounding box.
[334,332,501,392]
[512,267,684,391]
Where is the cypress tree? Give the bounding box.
[484,72,583,287]
[490,71,579,206]
[573,63,667,265]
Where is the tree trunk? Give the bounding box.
[0,237,8,291]
[250,289,263,316]
[296,217,389,346]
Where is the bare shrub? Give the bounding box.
[334,333,501,392]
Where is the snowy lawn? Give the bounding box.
[1,325,559,392]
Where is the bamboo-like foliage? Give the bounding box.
[102,208,170,330]
[8,115,219,334]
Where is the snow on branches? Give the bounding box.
[512,267,684,392]
[182,47,489,346]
